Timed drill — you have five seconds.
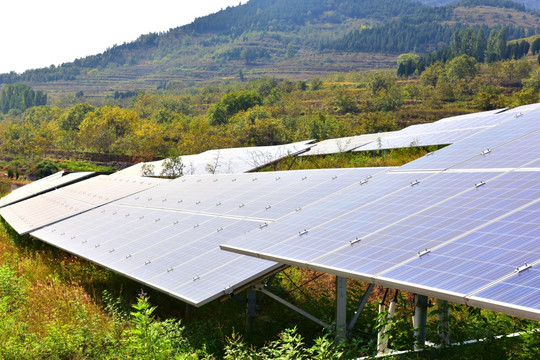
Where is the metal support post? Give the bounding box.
[336,276,347,340]
[437,299,450,346]
[376,302,387,354]
[185,303,193,320]
[246,288,258,333]
[413,294,429,350]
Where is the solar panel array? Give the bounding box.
[352,106,524,152]
[222,107,540,320]
[114,141,314,177]
[2,103,540,320]
[0,171,95,208]
[400,107,540,171]
[298,104,539,156]
[30,168,387,306]
[0,175,165,234]
[299,133,398,156]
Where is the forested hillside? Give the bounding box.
[420,0,540,10]
[1,0,539,99]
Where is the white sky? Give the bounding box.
[0,0,247,74]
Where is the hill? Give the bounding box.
[419,0,540,10]
[1,0,539,100]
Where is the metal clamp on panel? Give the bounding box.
[515,263,532,274]
[350,237,362,246]
[475,181,486,188]
[417,249,431,257]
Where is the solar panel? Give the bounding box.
[0,171,94,208]
[114,141,314,177]
[299,133,397,156]
[221,168,540,320]
[29,168,385,307]
[31,204,277,306]
[452,130,540,170]
[116,168,388,220]
[374,171,540,291]
[399,107,540,171]
[354,128,485,151]
[0,175,165,234]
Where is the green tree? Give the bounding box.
[58,103,95,131]
[310,77,323,91]
[0,84,46,114]
[485,27,507,63]
[208,90,263,125]
[531,37,540,55]
[396,53,420,77]
[446,55,478,82]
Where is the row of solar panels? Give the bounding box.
[113,104,540,179]
[301,103,540,155]
[224,106,540,320]
[114,140,314,177]
[0,104,539,321]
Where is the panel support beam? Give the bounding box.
[253,284,330,328]
[347,283,374,331]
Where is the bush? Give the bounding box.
[26,161,59,179]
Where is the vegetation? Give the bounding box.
[0,2,539,358]
[0,215,539,359]
[0,55,538,168]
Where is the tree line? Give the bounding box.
[397,26,539,77]
[0,56,539,160]
[0,84,47,114]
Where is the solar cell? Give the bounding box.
[354,128,485,151]
[377,172,540,292]
[299,133,397,156]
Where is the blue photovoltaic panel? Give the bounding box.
[469,265,540,316]
[0,192,96,235]
[465,201,540,315]
[399,108,540,170]
[454,130,540,169]
[299,133,395,156]
[114,141,314,177]
[222,168,540,319]
[30,168,387,307]
[222,171,492,266]
[116,168,387,221]
[292,171,504,275]
[0,171,94,208]
[0,175,165,235]
[354,128,484,151]
[376,171,540,295]
[31,203,278,306]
